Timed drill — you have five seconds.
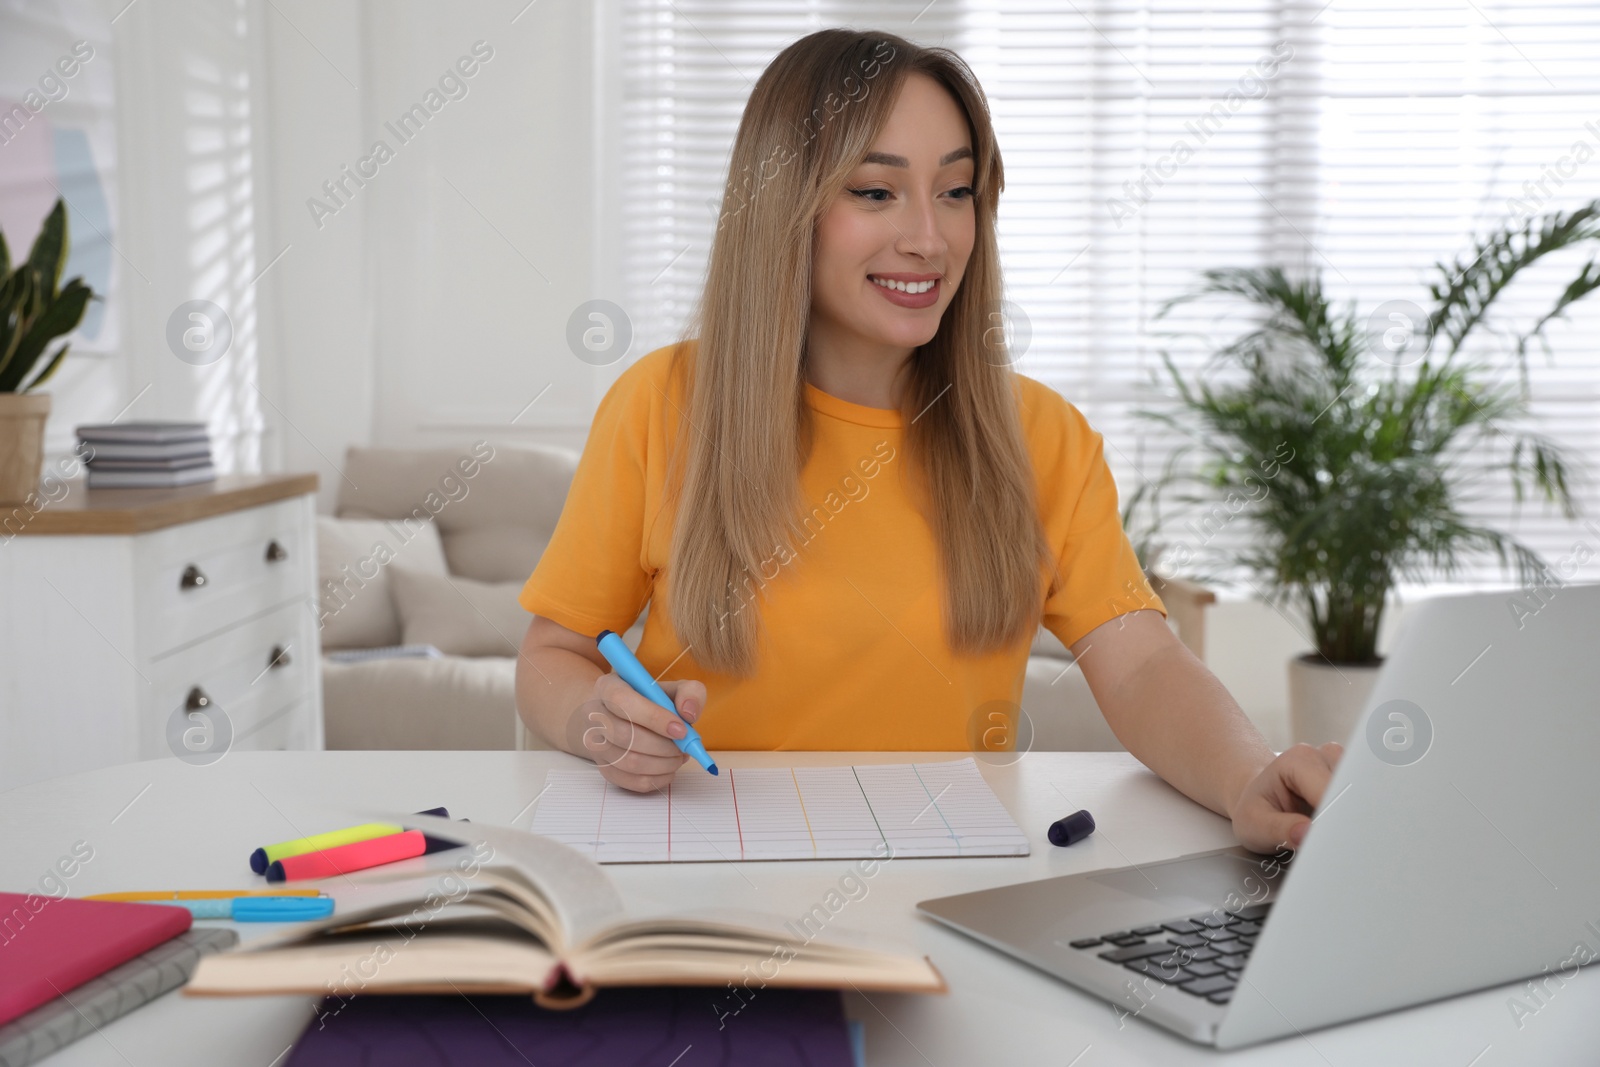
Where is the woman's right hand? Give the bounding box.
[571,673,707,793]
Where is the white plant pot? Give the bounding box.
[1287,654,1383,746]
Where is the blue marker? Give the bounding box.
[166,896,336,922]
[595,630,718,776]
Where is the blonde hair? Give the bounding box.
[666,28,1053,676]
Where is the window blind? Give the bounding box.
[606,0,1600,585]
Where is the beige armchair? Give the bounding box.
[319,444,581,750]
[1021,575,1215,751]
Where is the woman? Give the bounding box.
[516,29,1341,854]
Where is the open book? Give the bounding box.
[185,812,945,1009]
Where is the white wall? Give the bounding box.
[258,0,605,511]
[364,2,602,457]
[255,0,373,510]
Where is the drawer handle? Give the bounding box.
[180,565,207,590]
[267,645,292,670]
[185,686,212,711]
[265,540,289,563]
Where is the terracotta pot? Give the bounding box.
[1287,653,1383,746]
[0,392,50,505]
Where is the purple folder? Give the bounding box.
[285,986,855,1066]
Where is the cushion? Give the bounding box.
[316,517,448,649]
[336,445,579,583]
[321,656,518,750]
[390,567,531,658]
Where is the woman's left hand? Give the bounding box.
[1230,742,1344,854]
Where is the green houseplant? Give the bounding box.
[1136,199,1597,742]
[0,198,95,504]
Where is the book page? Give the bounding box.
[399,811,627,947]
[188,928,560,998]
[528,758,1029,863]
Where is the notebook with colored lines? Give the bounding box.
[528,758,1031,862]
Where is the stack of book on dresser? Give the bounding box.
[76,422,215,488]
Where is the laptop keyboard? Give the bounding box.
[1065,901,1274,1005]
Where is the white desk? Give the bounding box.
[2,751,1594,1065]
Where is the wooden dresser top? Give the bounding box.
[8,473,319,535]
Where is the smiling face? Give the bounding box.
[808,72,977,374]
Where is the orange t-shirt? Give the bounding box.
[519,341,1163,750]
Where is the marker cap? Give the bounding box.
[1048,809,1096,847]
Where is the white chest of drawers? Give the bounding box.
[0,474,323,790]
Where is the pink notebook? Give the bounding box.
[0,893,192,1026]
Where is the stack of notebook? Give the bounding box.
[76,422,216,489]
[0,894,237,1067]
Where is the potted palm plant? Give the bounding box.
[1,199,96,505]
[1136,199,1597,743]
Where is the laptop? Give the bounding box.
[918,583,1600,1048]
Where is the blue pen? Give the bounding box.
[165,896,336,922]
[595,630,718,776]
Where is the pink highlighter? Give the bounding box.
[265,829,427,883]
